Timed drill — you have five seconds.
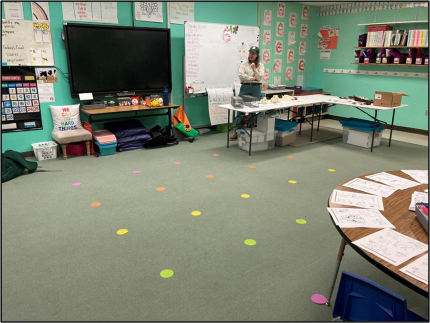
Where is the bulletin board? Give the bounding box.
[1,66,43,133]
[1,19,55,66]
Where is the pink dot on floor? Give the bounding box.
[213,154,219,156]
[133,171,140,174]
[73,183,81,186]
[174,162,181,164]
[311,294,328,305]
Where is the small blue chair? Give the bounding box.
[333,271,427,321]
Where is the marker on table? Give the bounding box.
[422,202,428,208]
[418,205,428,215]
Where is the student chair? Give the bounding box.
[51,129,92,160]
[332,271,427,322]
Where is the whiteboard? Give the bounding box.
[2,19,55,66]
[185,21,259,93]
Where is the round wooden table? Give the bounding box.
[327,170,428,303]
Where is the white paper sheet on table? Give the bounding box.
[365,172,420,190]
[401,170,429,184]
[400,253,428,285]
[352,228,428,266]
[331,190,384,210]
[343,178,398,198]
[409,191,429,211]
[327,208,395,229]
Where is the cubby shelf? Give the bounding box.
[351,63,427,67]
[354,46,428,49]
[357,21,428,26]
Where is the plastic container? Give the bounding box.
[66,142,87,156]
[163,88,169,105]
[275,119,298,132]
[342,127,382,148]
[236,129,277,152]
[94,141,117,156]
[31,141,57,161]
[197,128,211,135]
[93,129,117,144]
[275,126,297,147]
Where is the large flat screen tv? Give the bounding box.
[63,23,172,98]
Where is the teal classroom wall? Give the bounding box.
[308,4,429,130]
[2,2,428,153]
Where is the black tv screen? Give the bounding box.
[63,23,172,98]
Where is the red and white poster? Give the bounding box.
[262,49,270,63]
[299,42,306,55]
[275,41,283,55]
[263,69,270,83]
[276,22,284,37]
[274,59,282,73]
[302,5,309,20]
[318,26,338,49]
[286,67,293,80]
[301,24,308,38]
[277,2,285,18]
[263,30,271,45]
[263,10,272,26]
[289,13,297,27]
[287,49,294,63]
[298,59,305,72]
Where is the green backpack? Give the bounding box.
[2,150,38,183]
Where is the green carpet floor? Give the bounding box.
[2,132,428,321]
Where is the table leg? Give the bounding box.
[326,238,347,306]
[249,114,254,157]
[227,109,230,148]
[389,109,395,147]
[288,108,290,121]
[310,106,315,142]
[168,109,173,136]
[318,103,322,131]
[371,110,377,152]
[299,108,302,135]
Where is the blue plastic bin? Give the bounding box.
[94,141,117,156]
[339,117,385,133]
[275,119,298,132]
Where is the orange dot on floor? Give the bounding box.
[249,166,256,169]
[157,187,165,191]
[206,175,214,178]
[91,202,101,207]
[287,156,294,159]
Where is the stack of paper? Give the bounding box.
[409,191,429,211]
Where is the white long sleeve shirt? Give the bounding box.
[238,60,264,83]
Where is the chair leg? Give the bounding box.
[61,144,67,160]
[86,141,91,156]
[56,141,60,157]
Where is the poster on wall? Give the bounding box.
[289,13,297,27]
[274,59,282,73]
[170,2,194,24]
[302,5,309,20]
[62,2,118,24]
[320,49,331,59]
[262,49,270,63]
[135,2,163,23]
[288,31,296,45]
[301,24,308,38]
[287,49,294,63]
[263,30,271,45]
[263,10,272,26]
[286,67,293,80]
[4,2,24,20]
[31,2,50,20]
[275,41,283,55]
[263,69,270,83]
[276,22,284,37]
[277,2,285,18]
[298,59,305,72]
[35,68,57,83]
[299,42,306,55]
[318,26,339,49]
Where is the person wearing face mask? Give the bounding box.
[230,46,264,141]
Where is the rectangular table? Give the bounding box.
[219,95,408,155]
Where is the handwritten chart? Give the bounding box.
[207,87,233,125]
[62,2,118,24]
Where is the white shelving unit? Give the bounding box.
[357,20,428,26]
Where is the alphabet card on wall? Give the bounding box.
[274,59,282,73]
[299,42,306,55]
[287,49,294,63]
[286,67,293,80]
[289,13,297,27]
[275,41,283,55]
[277,2,285,18]
[263,10,272,26]
[263,30,271,45]
[302,5,309,19]
[301,24,308,38]
[298,59,305,72]
[262,49,270,63]
[276,22,284,37]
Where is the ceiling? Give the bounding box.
[297,2,355,6]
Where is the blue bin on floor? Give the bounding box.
[94,141,117,156]
[339,117,385,133]
[275,119,298,132]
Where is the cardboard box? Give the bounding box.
[275,133,294,146]
[373,91,406,107]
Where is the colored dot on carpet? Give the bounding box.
[206,175,214,178]
[311,294,328,305]
[287,156,294,159]
[157,187,165,191]
[288,180,297,184]
[249,166,256,169]
[328,169,336,172]
[191,211,201,216]
[117,229,128,235]
[213,154,219,156]
[241,194,250,198]
[160,269,174,278]
[73,183,81,186]
[296,219,307,224]
[244,239,256,246]
[174,162,181,164]
[133,171,140,174]
[91,202,101,207]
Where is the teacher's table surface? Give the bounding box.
[326,170,428,304]
[80,104,180,135]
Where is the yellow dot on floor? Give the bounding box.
[117,229,128,235]
[296,219,307,224]
[157,187,165,191]
[328,169,336,172]
[288,180,297,184]
[206,175,214,178]
[91,202,101,207]
[191,211,201,216]
[249,166,256,169]
[244,239,256,246]
[160,269,174,278]
[241,194,250,198]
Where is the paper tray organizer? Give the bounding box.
[415,203,429,233]
[93,129,117,145]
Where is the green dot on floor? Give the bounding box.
[160,269,174,278]
[244,239,256,246]
[296,219,307,224]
